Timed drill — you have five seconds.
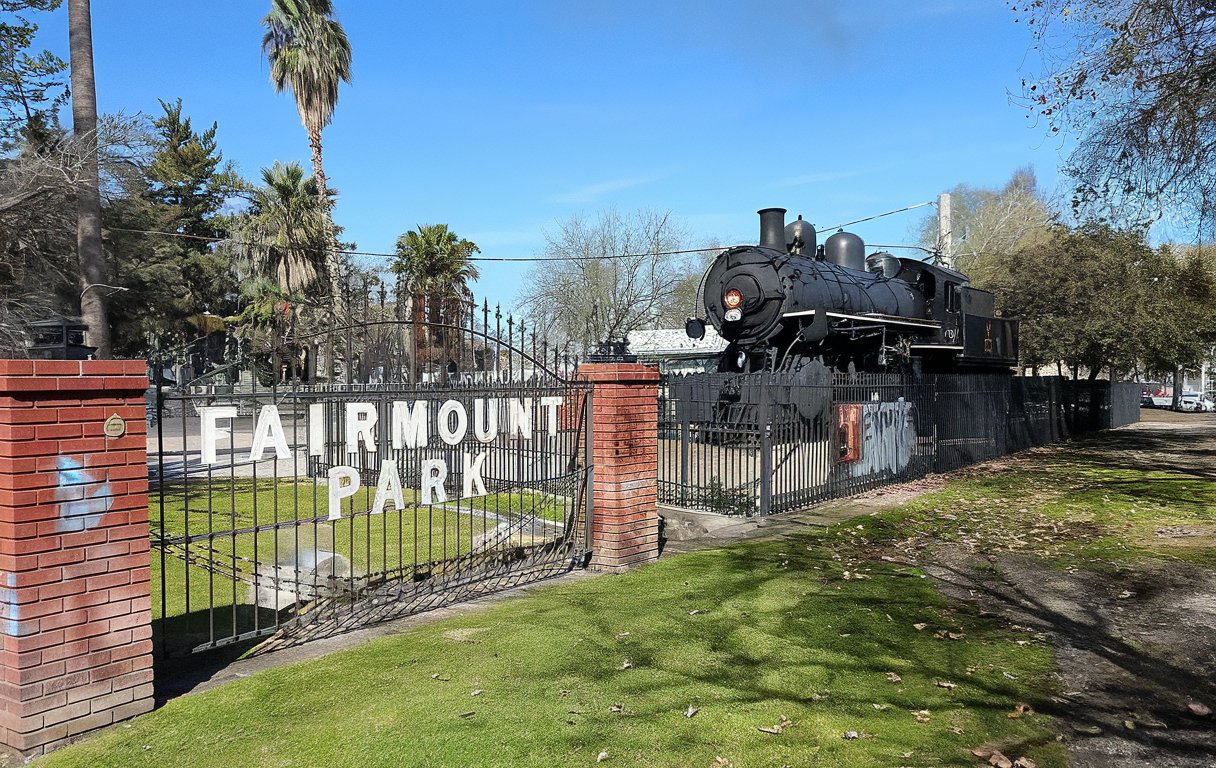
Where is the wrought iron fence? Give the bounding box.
[150,305,592,659]
[658,371,1141,517]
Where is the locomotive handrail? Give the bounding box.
[782,309,942,329]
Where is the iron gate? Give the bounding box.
[150,306,592,657]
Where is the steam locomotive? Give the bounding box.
[686,208,1018,374]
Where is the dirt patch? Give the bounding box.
[915,415,1216,767]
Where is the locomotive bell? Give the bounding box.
[785,216,817,256]
[824,230,865,271]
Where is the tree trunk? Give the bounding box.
[308,128,344,322]
[68,0,111,358]
[1172,366,1183,410]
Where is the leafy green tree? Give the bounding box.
[0,1,67,150]
[261,0,351,314]
[104,101,244,355]
[990,222,1158,378]
[229,161,328,297]
[391,224,480,378]
[0,2,73,353]
[1138,244,1216,403]
[392,224,480,312]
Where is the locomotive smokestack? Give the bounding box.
[758,208,787,250]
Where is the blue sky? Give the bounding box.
[33,1,1068,310]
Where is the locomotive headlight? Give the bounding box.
[724,288,743,310]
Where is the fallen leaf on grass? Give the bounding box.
[1007,703,1034,719]
[459,711,475,719]
[685,705,699,718]
[913,622,928,631]
[1188,701,1212,717]
[689,609,703,616]
[913,710,932,723]
[935,680,958,691]
[872,703,890,711]
[614,631,631,640]
[713,758,732,767]
[618,661,633,670]
[609,704,624,713]
[758,716,794,735]
[886,672,902,683]
[987,752,1013,768]
[430,673,451,681]
[1123,719,1136,730]
[471,689,482,697]
[1013,758,1037,768]
[597,750,609,763]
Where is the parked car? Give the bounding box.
[1178,393,1215,412]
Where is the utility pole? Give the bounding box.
[937,192,953,269]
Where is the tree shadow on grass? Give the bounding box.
[1065,425,1216,483]
[508,537,1064,763]
[920,550,1216,765]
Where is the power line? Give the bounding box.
[105,226,724,262]
[818,201,936,233]
[105,200,937,264]
[469,245,722,262]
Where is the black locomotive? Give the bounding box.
[687,208,1018,373]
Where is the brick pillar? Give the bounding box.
[579,363,660,572]
[0,360,152,757]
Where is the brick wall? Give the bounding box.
[579,363,660,572]
[0,360,152,757]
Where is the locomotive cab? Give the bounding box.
[894,259,1017,369]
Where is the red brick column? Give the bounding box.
[0,360,152,757]
[579,363,660,572]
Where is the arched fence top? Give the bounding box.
[150,295,581,392]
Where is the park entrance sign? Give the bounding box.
[151,308,592,657]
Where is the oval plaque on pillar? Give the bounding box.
[103,413,126,438]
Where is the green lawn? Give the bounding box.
[56,436,1213,766]
[857,454,1216,571]
[57,521,1062,768]
[152,479,577,654]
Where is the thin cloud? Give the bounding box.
[774,169,876,188]
[553,176,654,204]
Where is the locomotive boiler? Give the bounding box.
[687,208,1018,373]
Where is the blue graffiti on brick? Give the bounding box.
[0,583,16,636]
[55,456,112,532]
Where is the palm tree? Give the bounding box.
[232,161,329,296]
[392,224,480,380]
[261,0,351,313]
[68,0,111,357]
